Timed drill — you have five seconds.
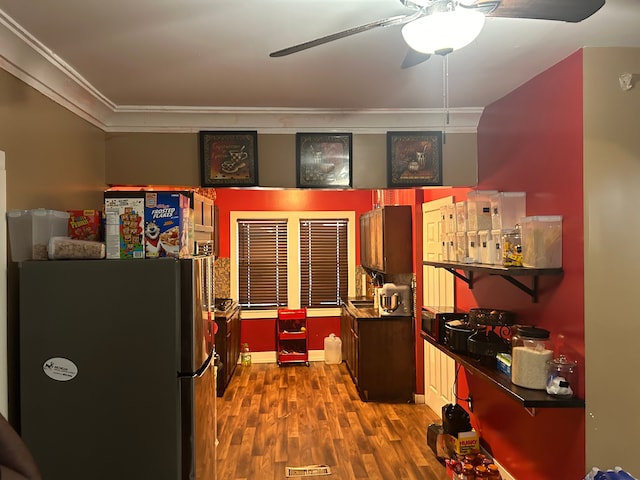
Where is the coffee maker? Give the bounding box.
[378,283,412,316]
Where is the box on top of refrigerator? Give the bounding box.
[144,192,191,258]
[104,195,145,259]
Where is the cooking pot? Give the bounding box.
[467,330,510,366]
[444,320,476,353]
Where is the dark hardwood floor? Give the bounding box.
[216,362,449,480]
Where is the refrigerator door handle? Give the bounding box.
[178,350,214,379]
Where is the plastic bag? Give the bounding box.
[585,467,637,480]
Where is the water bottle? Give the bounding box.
[241,343,252,367]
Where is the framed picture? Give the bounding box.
[387,131,443,187]
[296,133,352,188]
[199,131,258,187]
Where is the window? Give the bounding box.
[231,211,355,317]
[299,219,348,308]
[237,219,288,309]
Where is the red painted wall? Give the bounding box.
[214,189,374,352]
[457,50,585,479]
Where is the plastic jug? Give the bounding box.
[324,333,342,364]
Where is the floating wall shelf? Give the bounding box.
[422,260,563,302]
[421,332,584,413]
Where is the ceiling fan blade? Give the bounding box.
[401,48,431,69]
[484,0,605,22]
[269,11,424,57]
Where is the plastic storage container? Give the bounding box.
[520,215,563,268]
[511,326,553,390]
[490,192,526,230]
[446,204,457,233]
[502,225,523,267]
[490,229,504,266]
[455,201,468,233]
[466,231,480,263]
[456,231,469,263]
[7,209,70,261]
[546,354,578,398]
[466,190,497,231]
[478,230,494,264]
[324,333,342,364]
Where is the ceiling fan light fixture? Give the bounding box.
[401,9,485,54]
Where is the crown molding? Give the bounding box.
[0,9,483,134]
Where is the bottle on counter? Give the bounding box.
[240,343,252,367]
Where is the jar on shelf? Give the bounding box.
[511,326,553,390]
[546,354,578,398]
[502,225,523,267]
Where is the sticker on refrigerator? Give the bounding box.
[43,357,78,382]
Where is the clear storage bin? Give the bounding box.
[466,190,497,231]
[490,229,504,266]
[478,230,494,264]
[446,204,457,233]
[455,201,468,233]
[490,192,526,230]
[520,215,562,268]
[456,231,469,263]
[466,231,480,263]
[7,209,70,261]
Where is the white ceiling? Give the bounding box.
[0,0,639,131]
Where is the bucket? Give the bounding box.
[324,333,342,365]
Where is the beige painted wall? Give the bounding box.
[105,131,477,188]
[0,69,106,423]
[583,47,640,473]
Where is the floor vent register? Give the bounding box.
[285,464,332,477]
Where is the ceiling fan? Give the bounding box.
[269,0,606,68]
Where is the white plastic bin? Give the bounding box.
[7,209,70,261]
[490,192,526,230]
[456,231,470,263]
[455,201,468,233]
[520,215,563,268]
[466,231,480,263]
[491,229,504,266]
[467,190,497,231]
[478,230,494,264]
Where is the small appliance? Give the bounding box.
[421,306,468,344]
[378,283,412,316]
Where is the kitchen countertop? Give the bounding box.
[342,297,412,319]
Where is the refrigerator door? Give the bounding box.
[19,259,183,480]
[179,257,213,374]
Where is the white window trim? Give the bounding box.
[230,210,356,319]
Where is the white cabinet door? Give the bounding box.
[422,197,455,414]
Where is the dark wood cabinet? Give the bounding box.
[215,304,241,397]
[360,205,413,274]
[341,304,414,402]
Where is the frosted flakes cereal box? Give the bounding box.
[104,196,145,259]
[67,209,102,241]
[144,192,190,258]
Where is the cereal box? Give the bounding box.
[144,192,190,258]
[104,195,145,259]
[67,209,102,241]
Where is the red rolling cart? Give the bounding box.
[276,308,309,366]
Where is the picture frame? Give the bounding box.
[199,131,258,187]
[296,133,352,188]
[387,131,443,187]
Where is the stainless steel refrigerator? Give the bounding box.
[18,257,217,480]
